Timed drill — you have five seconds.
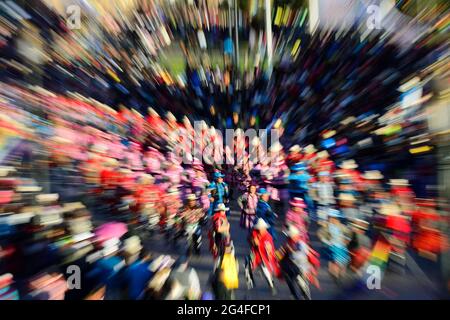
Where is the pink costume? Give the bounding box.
[239,192,258,229]
[285,209,308,239]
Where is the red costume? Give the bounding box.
[209,211,229,259]
[249,229,281,278]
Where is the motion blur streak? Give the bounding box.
[0,0,449,300]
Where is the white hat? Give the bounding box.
[36,193,59,203]
[254,218,269,230]
[52,136,71,144]
[139,174,155,184]
[214,203,228,212]
[388,179,410,186]
[119,168,132,174]
[102,245,120,257]
[4,212,35,225]
[91,144,108,154]
[105,158,119,167]
[0,166,16,177]
[363,170,384,180]
[122,236,143,255]
[102,238,121,256]
[182,116,191,126]
[72,232,95,243]
[289,145,301,153]
[338,193,356,202]
[317,150,329,159]
[304,144,317,154]
[63,202,86,211]
[167,187,179,195]
[186,194,197,201]
[166,111,177,122]
[148,107,159,117]
[350,219,369,230]
[286,225,300,238]
[380,203,402,216]
[270,142,283,153]
[339,159,358,169]
[16,186,42,193]
[251,136,260,146]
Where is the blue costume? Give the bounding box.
[256,189,277,240]
[288,162,315,220]
[211,172,229,214]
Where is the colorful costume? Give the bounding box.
[239,192,258,229]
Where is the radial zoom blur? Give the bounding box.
[0,0,449,300]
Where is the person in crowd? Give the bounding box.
[211,244,239,300]
[256,188,278,240]
[209,203,231,260]
[165,256,201,300]
[288,162,315,219]
[285,197,309,238]
[314,171,336,223]
[210,172,229,212]
[238,184,258,230]
[248,218,280,295]
[347,219,372,274]
[317,209,350,282]
[121,237,153,300]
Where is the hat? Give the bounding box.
[213,172,225,180]
[254,218,269,230]
[36,193,59,204]
[350,219,369,230]
[122,235,143,255]
[105,158,119,167]
[304,144,317,154]
[148,107,159,117]
[214,203,228,212]
[139,174,155,184]
[318,171,330,177]
[72,232,95,243]
[328,209,343,218]
[388,179,410,186]
[102,238,120,256]
[63,202,86,211]
[286,225,301,238]
[317,150,329,159]
[289,197,306,208]
[290,162,306,172]
[289,145,301,153]
[362,170,384,180]
[251,137,260,146]
[166,111,177,122]
[339,160,358,169]
[338,193,356,202]
[0,166,16,177]
[270,142,283,153]
[167,187,179,195]
[258,188,270,196]
[16,186,42,192]
[186,194,197,201]
[379,203,402,216]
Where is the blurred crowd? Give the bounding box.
[0,0,449,300]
